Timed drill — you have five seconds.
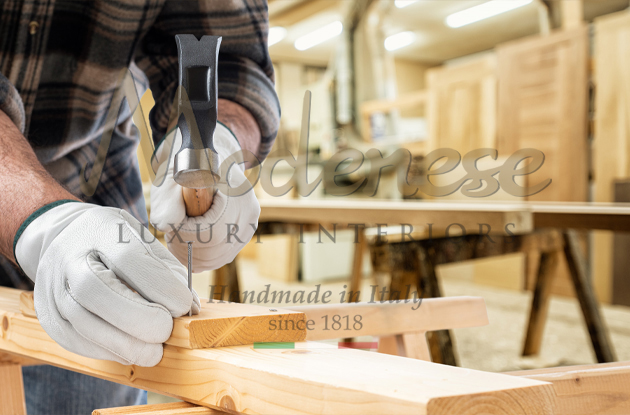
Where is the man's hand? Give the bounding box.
[15,203,200,367]
[1,110,199,367]
[150,123,260,271]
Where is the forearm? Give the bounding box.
[0,110,79,262]
[217,98,261,161]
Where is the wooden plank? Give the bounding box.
[497,27,589,202]
[93,402,221,415]
[0,363,26,415]
[401,331,431,361]
[290,296,489,341]
[593,9,630,303]
[426,53,497,153]
[97,361,630,415]
[260,200,630,233]
[259,200,534,235]
[508,362,630,415]
[0,289,556,414]
[16,290,306,349]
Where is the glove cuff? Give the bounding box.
[14,201,93,279]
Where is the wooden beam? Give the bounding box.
[0,288,555,414]
[508,361,630,415]
[563,231,616,362]
[16,290,306,349]
[259,200,534,235]
[0,363,26,415]
[522,250,562,356]
[290,296,489,341]
[96,361,630,415]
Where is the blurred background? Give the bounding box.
[139,3,630,401]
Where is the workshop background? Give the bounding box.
[138,0,630,403]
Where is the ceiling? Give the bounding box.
[268,0,630,65]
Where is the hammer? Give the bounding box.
[174,34,222,217]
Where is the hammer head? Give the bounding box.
[173,34,222,189]
[173,148,219,189]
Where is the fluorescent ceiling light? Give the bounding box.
[395,0,417,8]
[294,21,343,51]
[268,27,287,47]
[385,31,416,51]
[446,0,533,28]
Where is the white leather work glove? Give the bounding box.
[14,202,201,367]
[150,123,260,272]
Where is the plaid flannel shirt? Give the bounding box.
[0,0,280,287]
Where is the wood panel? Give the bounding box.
[426,53,497,153]
[16,290,306,349]
[593,10,630,303]
[0,288,556,414]
[497,27,589,202]
[509,361,630,415]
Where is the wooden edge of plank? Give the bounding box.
[506,361,630,380]
[0,351,42,367]
[507,362,630,415]
[16,290,307,349]
[93,401,222,415]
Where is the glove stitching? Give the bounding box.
[84,248,173,317]
[64,277,138,365]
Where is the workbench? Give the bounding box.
[255,199,630,365]
[2,286,630,414]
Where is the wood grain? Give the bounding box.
[17,290,306,349]
[0,288,556,414]
[93,402,221,415]
[497,27,589,203]
[508,361,630,415]
[0,363,26,415]
[593,10,630,303]
[290,296,488,341]
[426,53,497,154]
[182,187,213,217]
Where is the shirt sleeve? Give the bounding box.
[0,72,25,134]
[135,0,280,161]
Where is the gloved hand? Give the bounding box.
[14,202,200,367]
[150,123,260,272]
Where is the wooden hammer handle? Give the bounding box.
[182,187,214,217]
